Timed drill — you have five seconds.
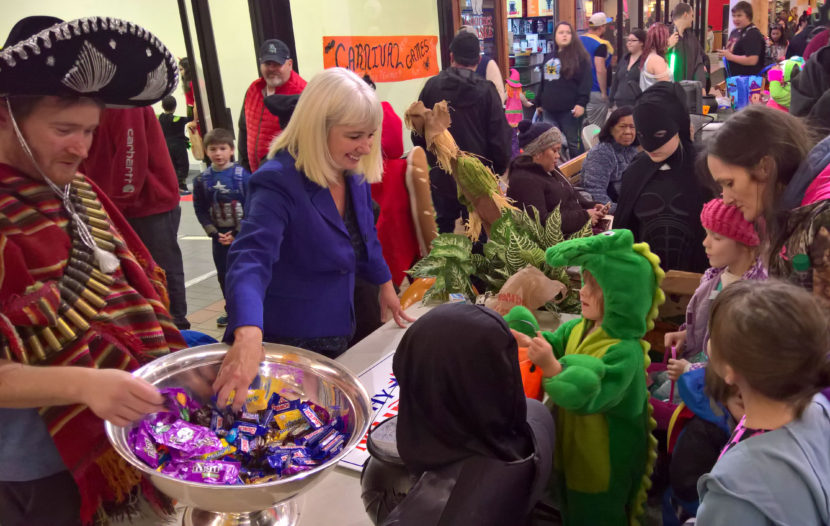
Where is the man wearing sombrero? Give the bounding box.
[0,16,186,525]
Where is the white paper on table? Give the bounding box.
[339,350,399,471]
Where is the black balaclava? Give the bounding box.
[393,304,532,475]
[633,81,691,152]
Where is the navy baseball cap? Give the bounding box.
[259,39,290,64]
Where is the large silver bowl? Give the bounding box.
[105,343,371,522]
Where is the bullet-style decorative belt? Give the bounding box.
[5,177,117,364]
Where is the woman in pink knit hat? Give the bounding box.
[663,198,768,383]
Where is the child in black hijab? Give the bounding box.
[376,303,554,526]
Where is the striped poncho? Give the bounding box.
[0,163,186,524]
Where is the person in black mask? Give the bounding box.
[615,82,711,273]
[360,303,555,526]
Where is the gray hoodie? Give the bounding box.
[696,393,830,526]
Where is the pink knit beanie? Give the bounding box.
[700,199,759,246]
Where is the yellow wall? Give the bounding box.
[0,2,191,119]
[207,0,256,138]
[0,2,258,163]
[1,2,439,152]
[290,0,442,150]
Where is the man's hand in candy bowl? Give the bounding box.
[511,329,562,377]
[667,358,691,382]
[214,325,264,411]
[81,369,165,427]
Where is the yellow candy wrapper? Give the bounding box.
[273,409,305,430]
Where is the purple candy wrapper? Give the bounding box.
[282,464,313,476]
[164,460,241,485]
[159,388,201,421]
[158,420,223,457]
[129,426,159,468]
[143,412,177,441]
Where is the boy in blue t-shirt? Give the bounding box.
[192,128,251,326]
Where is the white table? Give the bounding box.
[296,304,577,525]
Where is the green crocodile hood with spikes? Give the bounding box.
[545,229,665,341]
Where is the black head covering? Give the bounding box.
[633,81,691,152]
[449,31,481,64]
[0,16,178,107]
[264,93,300,129]
[393,304,532,474]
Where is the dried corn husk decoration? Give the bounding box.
[405,101,458,173]
[405,100,515,240]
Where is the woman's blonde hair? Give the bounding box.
[268,67,383,187]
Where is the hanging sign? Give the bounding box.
[322,35,438,83]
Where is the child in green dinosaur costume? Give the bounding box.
[506,229,664,526]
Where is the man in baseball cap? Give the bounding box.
[239,38,307,172]
[259,38,291,64]
[588,11,613,27]
[581,12,615,127]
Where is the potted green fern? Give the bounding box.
[408,206,591,313]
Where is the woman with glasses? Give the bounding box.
[610,29,647,109]
[582,106,639,213]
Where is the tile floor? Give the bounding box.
[177,178,227,342]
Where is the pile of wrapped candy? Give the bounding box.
[127,384,349,485]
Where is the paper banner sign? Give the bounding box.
[323,35,438,83]
[339,350,399,471]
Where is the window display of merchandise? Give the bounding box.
[508,3,556,100]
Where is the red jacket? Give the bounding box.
[370,102,419,285]
[241,70,306,172]
[80,107,180,218]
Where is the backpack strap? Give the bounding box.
[233,165,245,197]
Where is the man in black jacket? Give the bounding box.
[668,3,707,89]
[413,31,512,234]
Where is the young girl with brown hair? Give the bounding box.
[696,280,830,525]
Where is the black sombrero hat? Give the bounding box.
[0,16,178,107]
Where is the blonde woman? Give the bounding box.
[215,68,412,409]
